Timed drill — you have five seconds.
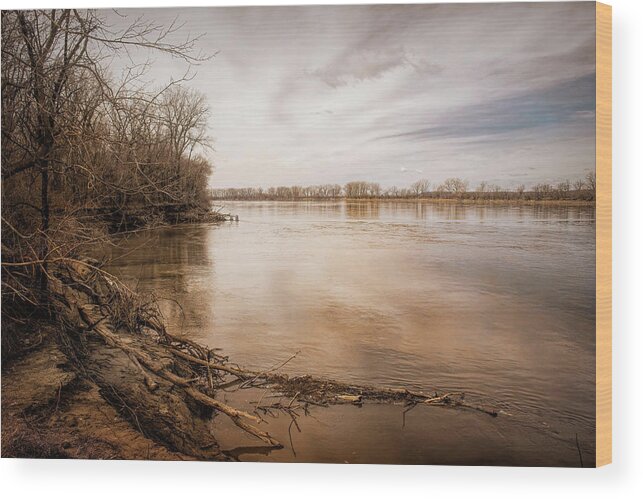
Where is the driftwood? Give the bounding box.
[162,347,498,416]
[48,259,498,459]
[184,388,280,447]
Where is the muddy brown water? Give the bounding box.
[104,200,596,466]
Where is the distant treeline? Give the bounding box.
[211,174,596,202]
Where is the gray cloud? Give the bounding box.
[310,46,442,88]
[377,73,596,142]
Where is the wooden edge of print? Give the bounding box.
[595,1,612,468]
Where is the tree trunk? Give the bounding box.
[38,157,50,296]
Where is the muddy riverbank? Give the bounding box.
[1,325,194,460]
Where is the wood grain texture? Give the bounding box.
[595,1,612,467]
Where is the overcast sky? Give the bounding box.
[104,2,596,190]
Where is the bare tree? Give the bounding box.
[345,181,373,198]
[438,177,468,195]
[557,180,571,199]
[160,86,210,182]
[411,178,431,197]
[585,171,596,198]
[533,183,553,200]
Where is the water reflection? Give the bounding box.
[105,200,596,465]
[345,200,380,219]
[109,225,215,331]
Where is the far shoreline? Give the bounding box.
[214,198,596,207]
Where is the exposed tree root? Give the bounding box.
[46,259,498,459]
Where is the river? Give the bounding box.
[105,200,596,466]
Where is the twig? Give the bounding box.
[239,350,300,389]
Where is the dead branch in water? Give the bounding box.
[162,346,498,416]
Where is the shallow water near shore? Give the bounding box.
[105,200,596,465]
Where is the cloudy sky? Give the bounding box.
[105,2,596,190]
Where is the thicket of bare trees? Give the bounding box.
[211,173,596,201]
[344,181,381,198]
[1,9,213,309]
[212,183,344,200]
